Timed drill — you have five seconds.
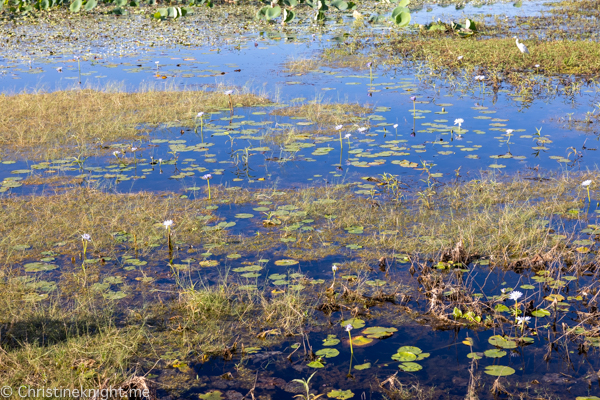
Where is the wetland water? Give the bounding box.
[2,0,600,399]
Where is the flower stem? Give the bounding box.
[207,179,211,200]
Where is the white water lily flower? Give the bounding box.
[163,220,173,229]
[131,147,138,152]
[393,124,398,129]
[345,324,353,332]
[357,127,367,133]
[454,118,464,128]
[534,64,540,68]
[113,151,120,156]
[516,316,531,324]
[509,291,523,301]
[202,174,212,180]
[506,129,514,135]
[81,233,91,241]
[582,180,592,187]
[158,158,163,163]
[197,112,204,117]
[332,265,338,272]
[344,134,352,139]
[224,90,234,95]
[335,125,343,130]
[457,55,463,61]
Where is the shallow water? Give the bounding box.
[3,1,600,398]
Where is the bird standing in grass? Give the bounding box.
[513,36,529,59]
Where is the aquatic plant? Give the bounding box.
[505,129,513,154]
[292,372,323,400]
[335,124,343,148]
[163,219,173,254]
[582,179,592,202]
[80,233,90,262]
[454,118,464,135]
[509,290,523,321]
[391,0,411,27]
[516,316,531,331]
[331,264,338,289]
[202,174,212,200]
[224,90,234,113]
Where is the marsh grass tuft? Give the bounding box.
[271,101,371,128]
[0,84,271,159]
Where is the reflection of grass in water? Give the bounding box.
[271,101,371,127]
[0,83,271,160]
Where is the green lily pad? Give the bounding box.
[484,349,507,358]
[399,362,422,372]
[341,318,365,329]
[488,335,517,349]
[274,259,299,266]
[531,309,551,317]
[233,265,262,272]
[467,352,483,360]
[315,348,340,358]
[392,351,417,362]
[235,213,254,219]
[484,365,515,376]
[24,262,58,272]
[199,391,223,400]
[327,389,354,399]
[362,326,397,339]
[397,346,422,355]
[351,336,374,346]
[323,335,340,346]
[308,360,324,368]
[354,363,371,370]
[104,291,127,300]
[269,273,287,280]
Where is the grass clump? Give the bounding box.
[0,85,271,159]
[390,37,600,75]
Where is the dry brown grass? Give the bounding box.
[0,86,271,159]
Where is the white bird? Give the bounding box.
[513,36,529,58]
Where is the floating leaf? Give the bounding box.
[235,213,254,219]
[399,362,422,372]
[199,391,223,400]
[232,265,262,272]
[392,351,417,362]
[274,259,299,266]
[545,294,565,302]
[316,348,340,358]
[323,335,340,346]
[308,360,324,368]
[467,352,482,360]
[341,318,365,329]
[397,346,422,355]
[351,336,373,346]
[531,309,551,317]
[362,326,397,339]
[199,260,218,267]
[354,363,371,370]
[24,262,58,272]
[484,365,515,377]
[484,349,507,358]
[488,335,517,349]
[327,389,354,399]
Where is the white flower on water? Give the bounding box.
[224,90,234,95]
[131,147,138,152]
[501,288,506,294]
[506,129,514,135]
[345,324,353,332]
[509,291,523,301]
[344,134,352,139]
[516,316,531,324]
[582,180,592,187]
[335,125,343,131]
[332,265,338,272]
[81,233,91,241]
[454,118,464,128]
[393,124,398,129]
[202,174,212,180]
[113,151,120,156]
[197,112,204,118]
[357,127,367,133]
[163,220,173,229]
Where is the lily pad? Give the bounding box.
[341,318,365,329]
[354,363,371,370]
[308,360,324,368]
[24,262,58,272]
[397,346,422,355]
[323,335,340,346]
[327,389,354,399]
[484,365,515,376]
[484,349,507,358]
[235,213,254,219]
[199,391,224,400]
[316,348,340,358]
[488,335,517,349]
[351,336,374,346]
[399,362,422,372]
[362,326,397,339]
[392,351,417,362]
[274,259,299,266]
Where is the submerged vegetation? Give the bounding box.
[3,0,600,397]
